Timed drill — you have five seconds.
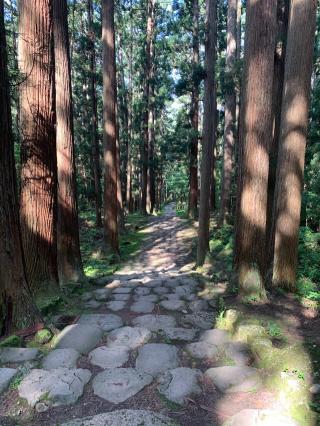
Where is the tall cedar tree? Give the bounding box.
[19,0,59,294]
[102,0,120,254]
[272,0,317,290]
[53,0,84,285]
[197,0,217,266]
[188,0,199,219]
[147,40,156,214]
[234,0,277,298]
[266,0,289,270]
[126,13,134,212]
[87,0,102,227]
[220,0,237,225]
[142,0,155,214]
[0,0,39,334]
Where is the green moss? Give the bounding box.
[216,309,240,332]
[34,329,52,345]
[234,324,267,343]
[0,335,22,348]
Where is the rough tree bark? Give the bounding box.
[188,0,199,219]
[53,0,84,286]
[220,0,237,225]
[87,0,102,227]
[272,0,317,291]
[18,0,59,294]
[102,0,119,254]
[0,0,39,334]
[142,0,155,214]
[147,42,155,214]
[234,0,277,298]
[197,0,217,266]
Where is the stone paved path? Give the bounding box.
[0,205,300,425]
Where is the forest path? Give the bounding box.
[0,205,298,426]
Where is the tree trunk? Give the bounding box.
[220,0,237,225]
[53,0,84,286]
[142,0,155,214]
[266,0,289,277]
[272,0,317,291]
[236,0,241,61]
[188,0,199,219]
[0,0,39,334]
[18,0,59,294]
[234,0,277,298]
[197,0,217,266]
[102,0,119,254]
[87,0,102,227]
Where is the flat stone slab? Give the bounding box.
[134,287,151,296]
[130,300,154,313]
[160,300,185,311]
[112,293,131,301]
[189,299,209,312]
[83,300,101,309]
[61,409,177,426]
[164,278,181,288]
[182,312,214,330]
[112,287,132,294]
[42,349,80,370]
[225,342,252,366]
[186,342,219,359]
[153,287,169,295]
[132,315,176,331]
[136,344,179,377]
[158,367,202,404]
[93,368,153,403]
[19,368,91,407]
[161,327,197,342]
[162,293,181,301]
[200,329,230,348]
[0,348,39,363]
[89,346,129,369]
[204,366,262,393]
[94,288,111,301]
[78,314,123,331]
[106,301,126,311]
[133,294,158,303]
[223,409,300,426]
[54,324,103,354]
[108,326,151,349]
[0,368,17,393]
[174,285,194,299]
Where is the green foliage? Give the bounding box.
[0,335,22,348]
[267,322,282,338]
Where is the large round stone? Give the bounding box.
[158,367,202,404]
[136,344,179,377]
[93,368,153,403]
[42,349,80,370]
[107,326,151,349]
[54,324,103,354]
[204,366,262,393]
[89,346,129,369]
[132,314,176,331]
[78,314,123,331]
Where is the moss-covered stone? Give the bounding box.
[234,324,267,343]
[0,335,22,348]
[34,329,52,345]
[216,309,240,332]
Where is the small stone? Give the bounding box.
[19,368,91,407]
[158,367,202,404]
[106,301,126,311]
[94,288,111,301]
[83,300,101,309]
[164,278,180,289]
[35,402,50,413]
[0,348,39,363]
[136,344,179,377]
[162,293,181,301]
[153,287,169,295]
[112,293,131,301]
[112,287,132,294]
[186,342,219,359]
[108,326,151,349]
[106,279,121,288]
[134,287,150,296]
[161,328,197,342]
[182,312,215,330]
[225,342,252,366]
[131,300,155,313]
[310,383,320,394]
[132,315,176,331]
[200,329,230,347]
[93,368,153,403]
[95,276,111,286]
[189,299,209,313]
[54,324,103,354]
[0,368,17,393]
[89,346,129,369]
[42,349,80,370]
[204,366,262,393]
[235,324,266,343]
[61,409,177,426]
[160,300,185,311]
[175,285,194,299]
[78,314,123,331]
[81,292,93,302]
[222,409,300,426]
[133,294,158,303]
